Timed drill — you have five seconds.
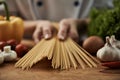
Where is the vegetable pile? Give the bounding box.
[0,39,28,58]
[88,0,120,40]
[97,36,120,62]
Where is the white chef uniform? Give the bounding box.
[0,0,113,21]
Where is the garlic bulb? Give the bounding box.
[110,35,120,49]
[0,50,4,64]
[97,36,120,61]
[2,46,17,61]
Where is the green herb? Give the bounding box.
[88,0,120,40]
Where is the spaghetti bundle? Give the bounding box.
[15,23,100,70]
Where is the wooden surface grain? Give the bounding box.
[0,58,120,80]
[0,40,120,80]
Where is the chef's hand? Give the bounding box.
[33,21,54,43]
[32,19,79,43]
[58,19,79,43]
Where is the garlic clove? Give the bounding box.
[110,35,116,42]
[97,36,120,62]
[4,46,11,53]
[9,51,17,60]
[3,53,11,61]
[110,35,120,49]
[0,50,4,64]
[2,46,17,61]
[97,45,114,61]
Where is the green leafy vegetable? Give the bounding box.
[88,0,120,40]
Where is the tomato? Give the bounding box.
[15,44,28,58]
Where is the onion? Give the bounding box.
[82,36,104,55]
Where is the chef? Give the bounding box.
[0,0,113,43]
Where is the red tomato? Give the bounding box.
[15,44,28,58]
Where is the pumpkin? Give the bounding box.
[0,1,24,43]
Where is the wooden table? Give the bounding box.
[0,40,120,80]
[0,61,120,80]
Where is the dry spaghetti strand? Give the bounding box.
[15,23,100,70]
